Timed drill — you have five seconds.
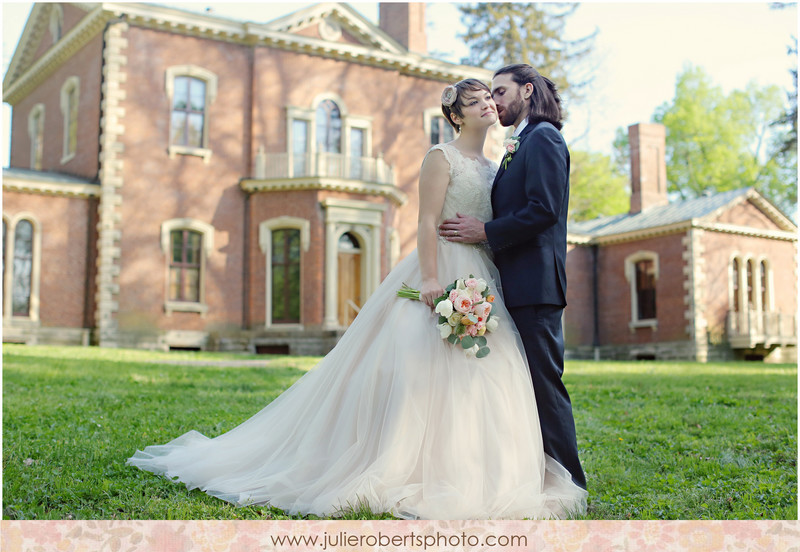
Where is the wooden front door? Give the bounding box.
[337,232,362,326]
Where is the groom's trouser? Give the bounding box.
[508,304,586,490]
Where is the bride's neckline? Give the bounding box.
[443,142,494,169]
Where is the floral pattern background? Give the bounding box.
[2,520,798,552]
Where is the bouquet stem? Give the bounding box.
[396,283,421,300]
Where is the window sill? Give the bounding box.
[265,322,304,330]
[165,301,209,316]
[168,145,212,163]
[629,319,658,332]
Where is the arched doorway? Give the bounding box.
[337,232,362,326]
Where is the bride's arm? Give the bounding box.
[417,149,450,307]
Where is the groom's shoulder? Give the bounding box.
[528,122,566,147]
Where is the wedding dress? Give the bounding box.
[127,143,588,519]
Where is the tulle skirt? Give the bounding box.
[127,241,587,519]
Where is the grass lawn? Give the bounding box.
[2,344,796,520]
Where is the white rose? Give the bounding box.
[434,299,454,318]
[456,279,466,290]
[476,279,488,293]
[448,312,463,327]
[464,344,480,357]
[486,316,499,332]
[438,323,452,339]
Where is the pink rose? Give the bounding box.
[465,278,479,289]
[454,294,473,314]
[474,302,492,321]
[449,289,460,303]
[466,324,479,337]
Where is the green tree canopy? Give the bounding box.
[568,150,629,222]
[458,3,596,104]
[651,65,796,216]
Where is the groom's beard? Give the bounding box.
[498,95,526,127]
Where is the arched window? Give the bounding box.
[316,99,342,153]
[746,259,755,309]
[28,105,45,170]
[61,77,80,162]
[12,220,34,317]
[732,257,740,312]
[271,229,301,324]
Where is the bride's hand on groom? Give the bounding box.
[438,213,487,243]
[420,279,445,308]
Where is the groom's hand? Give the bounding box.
[438,213,487,244]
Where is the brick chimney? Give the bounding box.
[379,3,427,55]
[628,123,668,214]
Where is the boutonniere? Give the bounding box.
[502,137,520,169]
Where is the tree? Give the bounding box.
[568,150,629,222]
[458,3,596,104]
[653,65,796,215]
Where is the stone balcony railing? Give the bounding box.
[254,152,395,186]
[727,310,797,349]
[244,151,406,205]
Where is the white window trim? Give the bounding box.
[28,104,45,170]
[60,76,80,164]
[3,212,42,324]
[259,216,310,329]
[160,218,215,315]
[624,250,659,330]
[165,65,218,163]
[423,107,456,145]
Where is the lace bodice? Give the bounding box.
[430,143,497,225]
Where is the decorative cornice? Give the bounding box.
[694,221,797,242]
[569,216,797,247]
[3,178,100,198]
[241,177,408,206]
[3,6,110,105]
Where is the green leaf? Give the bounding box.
[447,334,458,345]
[461,336,474,349]
[438,316,448,324]
[476,347,490,358]
[475,336,487,347]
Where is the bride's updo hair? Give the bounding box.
[440,78,491,133]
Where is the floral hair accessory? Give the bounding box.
[441,85,458,107]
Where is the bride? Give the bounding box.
[127,78,588,520]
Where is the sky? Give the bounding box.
[2,1,797,167]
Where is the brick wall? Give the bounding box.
[9,35,103,178]
[596,233,688,346]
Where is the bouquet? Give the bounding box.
[397,275,499,358]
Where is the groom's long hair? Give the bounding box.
[494,64,564,131]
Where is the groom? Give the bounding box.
[439,64,586,490]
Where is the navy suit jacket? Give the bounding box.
[485,121,570,308]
